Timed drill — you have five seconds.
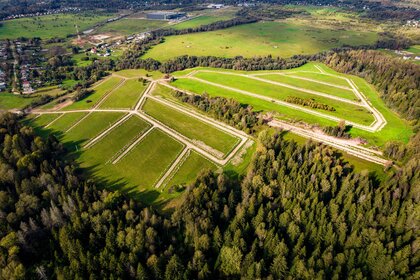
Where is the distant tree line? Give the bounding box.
[0,112,418,279]
[285,96,336,111]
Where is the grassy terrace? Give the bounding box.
[192,72,375,125]
[0,13,111,39]
[143,21,378,61]
[99,79,148,109]
[64,77,123,110]
[172,15,232,30]
[258,74,356,100]
[142,98,240,157]
[289,72,351,87]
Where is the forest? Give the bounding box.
[0,112,418,279]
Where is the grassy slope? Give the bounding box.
[99,79,147,109]
[142,98,240,156]
[0,14,110,39]
[289,72,351,87]
[259,74,356,100]
[143,21,378,61]
[193,72,375,125]
[64,77,123,110]
[95,18,168,35]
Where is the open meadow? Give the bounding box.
[143,21,379,61]
[0,13,111,39]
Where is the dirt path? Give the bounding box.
[154,148,190,189]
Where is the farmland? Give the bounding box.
[143,21,379,61]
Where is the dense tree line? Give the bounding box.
[173,91,264,134]
[285,96,336,111]
[236,5,307,20]
[0,112,418,279]
[152,17,259,37]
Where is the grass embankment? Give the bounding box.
[142,98,240,157]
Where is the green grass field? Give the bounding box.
[289,72,351,87]
[114,129,184,191]
[99,79,147,109]
[79,115,151,167]
[64,76,123,110]
[258,74,356,100]
[143,21,379,61]
[172,15,232,30]
[142,98,240,156]
[192,71,374,125]
[95,18,168,36]
[0,13,111,39]
[63,112,125,145]
[172,77,338,127]
[164,151,217,188]
[0,93,36,110]
[47,112,87,132]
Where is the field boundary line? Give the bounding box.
[160,149,191,189]
[155,147,190,189]
[135,81,155,111]
[94,78,126,109]
[111,125,154,164]
[44,113,64,128]
[66,112,92,132]
[84,113,131,149]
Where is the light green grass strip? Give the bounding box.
[64,77,123,110]
[99,79,148,109]
[142,98,240,156]
[48,112,88,133]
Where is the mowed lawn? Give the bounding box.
[64,77,123,110]
[171,78,338,127]
[143,21,378,61]
[99,79,148,109]
[258,74,357,101]
[63,112,125,145]
[95,18,168,35]
[47,112,88,133]
[142,98,240,156]
[192,72,375,125]
[113,129,184,189]
[165,151,217,188]
[79,115,151,167]
[0,14,110,39]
